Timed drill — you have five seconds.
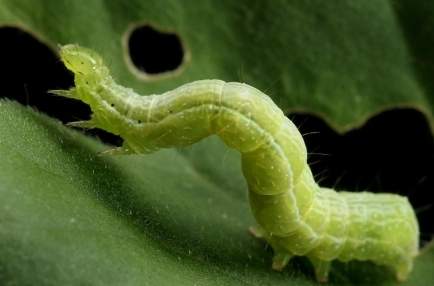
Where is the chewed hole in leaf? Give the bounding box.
[0,26,121,146]
[291,108,434,246]
[124,24,187,78]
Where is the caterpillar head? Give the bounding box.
[60,44,108,78]
[58,44,112,111]
[55,45,122,133]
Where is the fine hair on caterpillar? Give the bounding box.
[52,44,420,283]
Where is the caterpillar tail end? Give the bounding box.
[309,257,331,283]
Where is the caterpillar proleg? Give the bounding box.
[53,44,419,282]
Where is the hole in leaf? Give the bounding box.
[291,109,434,246]
[0,26,121,146]
[126,24,185,76]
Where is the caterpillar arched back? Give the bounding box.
[52,44,419,283]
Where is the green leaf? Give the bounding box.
[1,1,433,285]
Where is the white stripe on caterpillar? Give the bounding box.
[53,44,419,283]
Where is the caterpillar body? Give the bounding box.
[53,44,419,282]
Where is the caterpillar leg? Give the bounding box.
[66,120,97,129]
[98,146,132,156]
[248,226,265,239]
[248,226,292,271]
[48,88,78,99]
[272,252,292,271]
[309,257,331,283]
[395,260,413,282]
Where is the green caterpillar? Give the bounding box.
[52,44,419,282]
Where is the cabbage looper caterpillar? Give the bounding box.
[52,44,419,282]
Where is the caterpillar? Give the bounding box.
[52,44,419,283]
